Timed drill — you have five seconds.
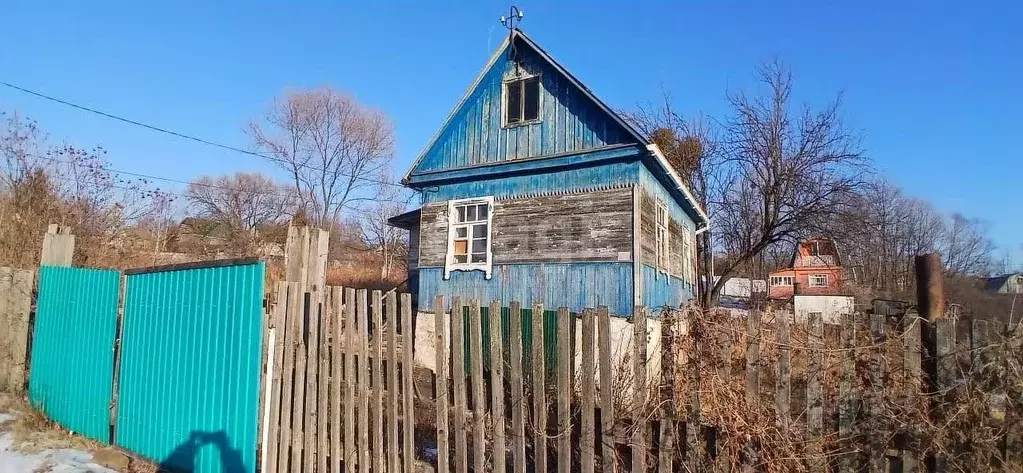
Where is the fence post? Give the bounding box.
[509,301,527,473]
[580,309,596,473]
[434,296,449,473]
[901,312,921,473]
[265,283,288,473]
[401,293,415,473]
[916,253,945,472]
[868,314,888,473]
[344,288,357,473]
[743,310,762,471]
[330,287,344,473]
[686,307,704,473]
[631,306,648,473]
[556,307,573,473]
[371,291,385,473]
[531,302,548,473]
[387,292,400,473]
[838,313,856,473]
[489,300,507,473]
[776,309,791,433]
[39,224,74,266]
[357,289,371,473]
[305,288,322,473]
[658,310,676,473]
[451,297,468,473]
[468,300,486,473]
[806,312,824,473]
[598,307,616,473]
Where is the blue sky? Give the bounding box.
[1,2,1020,262]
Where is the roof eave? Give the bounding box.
[646,143,711,229]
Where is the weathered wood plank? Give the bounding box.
[806,312,824,473]
[838,313,856,473]
[745,310,761,404]
[632,307,648,473]
[418,189,634,267]
[557,307,573,473]
[869,314,887,473]
[685,308,704,473]
[344,288,357,473]
[435,296,450,473]
[290,289,308,473]
[531,302,548,473]
[775,310,791,432]
[508,301,527,473]
[0,268,33,395]
[387,292,400,473]
[657,311,676,473]
[580,309,596,473]
[371,291,385,473]
[357,289,370,473]
[901,313,921,473]
[266,283,288,473]
[490,301,507,473]
[469,301,487,473]
[331,287,344,473]
[597,307,616,473]
[451,297,469,473]
[401,293,415,473]
[318,290,330,473]
[304,288,322,473]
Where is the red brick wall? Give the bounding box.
[768,267,845,299]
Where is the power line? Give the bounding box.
[1,80,404,188]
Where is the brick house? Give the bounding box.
[768,238,846,299]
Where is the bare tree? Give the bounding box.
[248,88,395,226]
[186,172,294,232]
[710,60,868,305]
[624,94,724,307]
[940,213,994,275]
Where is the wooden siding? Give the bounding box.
[412,37,637,176]
[642,265,692,309]
[417,263,633,316]
[639,191,656,266]
[638,188,694,282]
[422,153,641,203]
[420,188,633,267]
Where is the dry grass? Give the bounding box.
[0,393,102,454]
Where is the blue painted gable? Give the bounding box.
[407,32,641,178]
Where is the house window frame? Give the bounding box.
[809,274,829,287]
[444,196,495,280]
[655,199,670,276]
[770,276,795,286]
[503,74,542,128]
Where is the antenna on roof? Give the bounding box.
[500,6,525,75]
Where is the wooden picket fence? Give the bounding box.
[262,282,415,473]
[262,290,1022,473]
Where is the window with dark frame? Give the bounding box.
[505,76,540,125]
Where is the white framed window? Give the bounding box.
[687,229,698,283]
[809,274,829,287]
[770,276,795,286]
[655,200,669,275]
[809,240,821,256]
[504,75,541,126]
[444,196,494,279]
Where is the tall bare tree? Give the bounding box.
[941,213,994,276]
[248,87,395,226]
[710,60,868,304]
[186,172,294,232]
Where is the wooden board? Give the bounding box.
[357,290,370,473]
[371,291,385,473]
[508,301,527,473]
[387,292,400,473]
[434,296,450,473]
[0,267,33,394]
[290,285,307,473]
[344,288,357,473]
[265,283,288,473]
[330,287,344,473]
[531,302,548,473]
[401,294,415,473]
[489,301,507,473]
[580,309,596,473]
[468,301,487,473]
[597,307,616,473]
[631,307,648,473]
[806,312,824,473]
[556,307,572,473]
[451,298,469,473]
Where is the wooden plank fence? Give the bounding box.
[262,292,1023,473]
[263,283,415,473]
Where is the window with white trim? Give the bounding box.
[444,197,494,279]
[809,274,829,287]
[770,276,795,286]
[656,200,669,274]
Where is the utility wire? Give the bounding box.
[1,80,403,188]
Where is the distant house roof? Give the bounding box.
[399,28,709,230]
[985,272,1021,292]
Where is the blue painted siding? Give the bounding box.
[642,264,694,310]
[418,262,633,316]
[424,159,640,203]
[413,37,637,176]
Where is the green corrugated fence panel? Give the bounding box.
[29,266,121,444]
[461,306,574,379]
[116,261,265,473]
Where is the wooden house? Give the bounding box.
[388,29,709,316]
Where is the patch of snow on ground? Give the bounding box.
[0,413,116,473]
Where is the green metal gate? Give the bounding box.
[29,266,121,443]
[116,259,265,473]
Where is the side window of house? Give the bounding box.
[656,200,669,273]
[445,197,494,279]
[770,276,794,286]
[505,76,540,125]
[809,274,828,287]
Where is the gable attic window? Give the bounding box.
[505,76,540,126]
[656,200,669,275]
[809,274,829,287]
[445,196,494,279]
